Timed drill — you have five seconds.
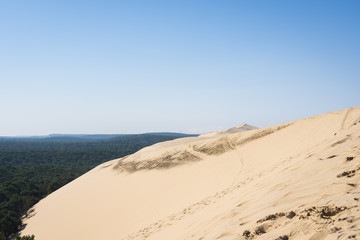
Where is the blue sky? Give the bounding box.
[1,1,359,136]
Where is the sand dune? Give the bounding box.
[199,123,258,137]
[21,107,360,239]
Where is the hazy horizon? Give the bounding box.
[1,1,359,136]
[0,132,198,138]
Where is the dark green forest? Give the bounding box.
[0,133,195,239]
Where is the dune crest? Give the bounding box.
[200,123,257,137]
[21,107,360,240]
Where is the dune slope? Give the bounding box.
[21,107,360,240]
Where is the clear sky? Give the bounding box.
[1,1,359,136]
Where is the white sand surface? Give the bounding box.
[21,107,360,239]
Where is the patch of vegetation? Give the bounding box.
[15,235,35,240]
[113,150,202,172]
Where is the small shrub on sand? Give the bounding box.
[15,235,35,240]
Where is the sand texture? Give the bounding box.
[21,107,360,239]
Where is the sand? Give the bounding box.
[21,107,360,239]
[199,123,258,137]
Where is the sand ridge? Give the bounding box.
[21,107,360,240]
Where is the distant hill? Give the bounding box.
[0,133,198,143]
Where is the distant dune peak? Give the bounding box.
[227,123,258,132]
[236,123,257,129]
